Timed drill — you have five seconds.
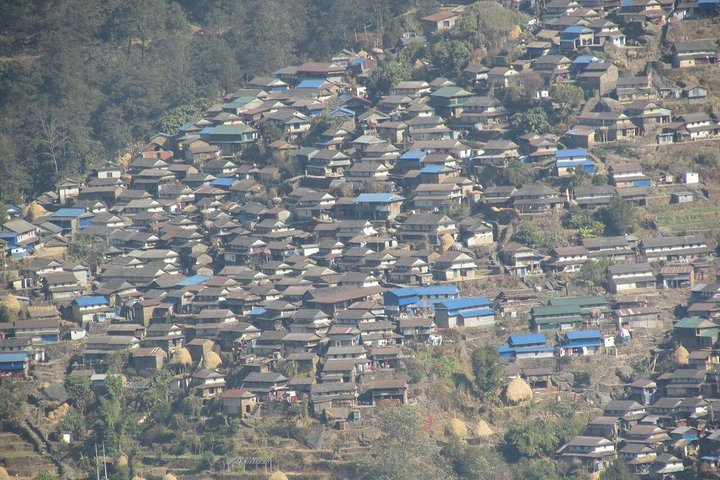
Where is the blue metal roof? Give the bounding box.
[555,148,588,159]
[563,26,593,34]
[0,352,28,362]
[559,340,601,348]
[74,295,109,307]
[175,275,211,287]
[509,333,547,346]
[350,57,367,65]
[356,193,404,203]
[210,177,237,187]
[52,208,87,218]
[437,296,492,311]
[573,55,601,64]
[388,286,460,298]
[400,151,426,160]
[420,164,446,173]
[565,330,602,340]
[250,307,267,315]
[458,308,495,318]
[556,159,596,166]
[297,79,326,89]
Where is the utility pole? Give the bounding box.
[102,443,108,480]
[94,444,100,480]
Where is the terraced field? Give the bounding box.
[650,200,720,235]
[0,432,56,479]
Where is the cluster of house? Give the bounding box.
[554,328,720,477]
[0,0,715,462]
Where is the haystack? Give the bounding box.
[163,473,177,480]
[202,350,222,370]
[268,472,288,480]
[440,232,455,252]
[0,466,10,480]
[2,294,21,316]
[25,203,47,222]
[446,418,468,440]
[505,377,532,404]
[674,345,689,366]
[117,453,128,467]
[131,476,145,480]
[474,419,494,438]
[171,347,192,366]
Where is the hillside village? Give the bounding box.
[0,1,719,479]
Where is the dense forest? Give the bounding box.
[0,0,467,203]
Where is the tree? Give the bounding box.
[353,407,453,480]
[34,472,58,480]
[497,159,536,187]
[596,197,637,235]
[366,60,412,99]
[510,459,563,480]
[549,83,585,117]
[510,107,551,135]
[65,375,92,401]
[599,459,634,480]
[446,444,511,480]
[565,207,604,238]
[503,418,560,461]
[0,379,26,428]
[471,345,504,403]
[576,257,612,288]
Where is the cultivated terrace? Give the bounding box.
[0,1,719,480]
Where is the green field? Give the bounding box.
[650,201,720,234]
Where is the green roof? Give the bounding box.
[698,328,720,338]
[531,304,583,318]
[223,96,258,108]
[673,317,717,329]
[549,296,608,308]
[431,86,472,98]
[208,125,256,136]
[533,315,583,325]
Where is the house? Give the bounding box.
[607,263,656,293]
[556,330,603,356]
[608,163,651,188]
[70,296,112,324]
[501,243,543,277]
[0,352,29,376]
[660,264,694,289]
[434,296,494,329]
[130,347,166,372]
[421,10,461,33]
[614,306,661,329]
[673,317,719,349]
[640,235,711,263]
[672,39,718,68]
[354,193,404,221]
[573,185,616,209]
[512,184,564,214]
[432,251,477,281]
[531,304,583,331]
[13,319,61,344]
[383,285,460,315]
[397,214,457,246]
[241,371,289,401]
[192,369,226,399]
[222,389,258,417]
[498,333,555,359]
[555,149,597,176]
[557,436,616,473]
[582,236,634,261]
[363,379,408,406]
[0,218,40,258]
[397,317,440,345]
[549,246,589,272]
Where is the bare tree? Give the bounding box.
[37,115,69,174]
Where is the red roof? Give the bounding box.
[422,11,460,22]
[223,388,255,399]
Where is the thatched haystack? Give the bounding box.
[268,472,288,480]
[446,418,468,440]
[474,419,494,438]
[202,350,222,370]
[171,347,192,366]
[674,345,689,366]
[505,377,532,405]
